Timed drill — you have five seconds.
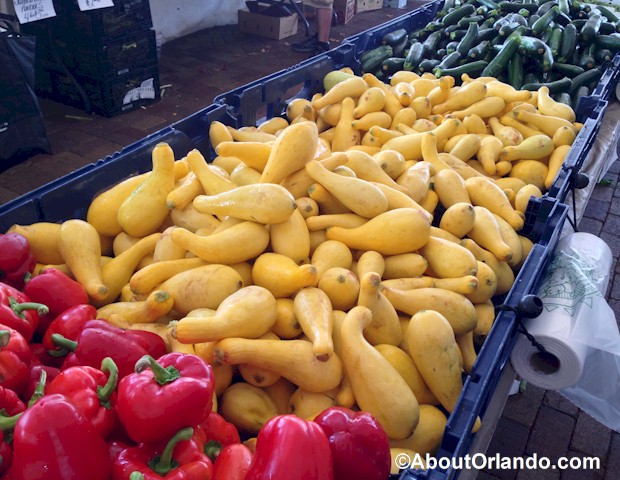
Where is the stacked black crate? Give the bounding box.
[25,0,160,117]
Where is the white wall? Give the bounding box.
[149,0,247,45]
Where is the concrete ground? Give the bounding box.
[0,1,618,479]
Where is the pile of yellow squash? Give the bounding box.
[7,68,581,471]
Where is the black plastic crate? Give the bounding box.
[58,29,157,78]
[54,0,152,40]
[41,62,160,117]
[546,99,608,203]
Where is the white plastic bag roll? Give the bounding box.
[510,232,615,390]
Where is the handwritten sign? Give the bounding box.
[77,0,115,12]
[13,0,56,24]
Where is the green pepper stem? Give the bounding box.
[51,333,78,352]
[97,357,119,408]
[0,330,9,348]
[204,439,224,463]
[135,355,181,386]
[28,369,47,408]
[9,297,49,317]
[0,412,22,431]
[129,473,145,480]
[148,427,194,475]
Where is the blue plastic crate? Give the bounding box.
[398,200,569,480]
[213,43,358,127]
[0,126,197,232]
[546,99,608,203]
[575,52,620,114]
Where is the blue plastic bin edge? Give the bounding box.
[398,201,569,480]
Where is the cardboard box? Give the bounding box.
[334,0,355,24]
[356,0,383,12]
[238,8,298,40]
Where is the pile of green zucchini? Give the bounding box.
[359,0,620,108]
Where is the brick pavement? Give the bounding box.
[0,2,619,479]
[482,155,620,480]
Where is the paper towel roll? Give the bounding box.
[510,232,613,390]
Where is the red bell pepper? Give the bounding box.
[245,414,334,480]
[117,353,214,444]
[212,444,253,480]
[46,357,119,439]
[0,233,36,290]
[28,342,64,368]
[0,428,12,475]
[314,407,391,480]
[112,427,213,480]
[0,283,47,342]
[23,268,89,338]
[51,319,167,378]
[0,386,26,416]
[42,304,97,356]
[5,393,112,480]
[0,325,31,395]
[196,412,241,462]
[20,364,60,404]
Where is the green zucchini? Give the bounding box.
[403,42,425,71]
[559,23,577,61]
[382,57,406,75]
[436,48,448,58]
[532,6,560,36]
[535,1,557,17]
[600,22,618,35]
[498,1,538,13]
[457,22,479,56]
[393,35,409,57]
[572,86,590,110]
[558,0,570,15]
[541,27,554,45]
[457,15,485,28]
[446,41,460,54]
[477,0,499,10]
[508,52,524,89]
[521,76,572,93]
[552,62,585,77]
[549,27,562,57]
[449,29,468,41]
[528,14,540,27]
[418,58,441,73]
[555,92,572,105]
[442,4,477,26]
[360,45,393,73]
[468,40,491,59]
[422,31,442,56]
[568,67,603,96]
[477,28,499,42]
[555,10,572,27]
[581,14,603,44]
[481,36,521,77]
[435,60,489,78]
[594,34,620,51]
[540,41,555,72]
[597,5,620,23]
[436,51,463,70]
[570,18,587,29]
[518,35,546,56]
[594,48,613,63]
[382,28,408,47]
[578,43,596,70]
